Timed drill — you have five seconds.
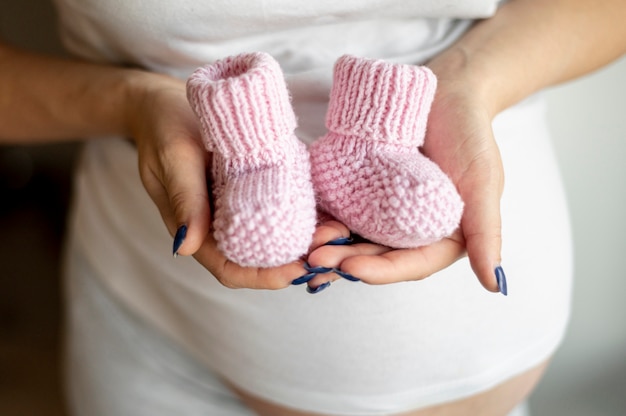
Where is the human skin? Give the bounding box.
[229,361,549,416]
[3,0,624,294]
[1,0,625,414]
[306,0,626,293]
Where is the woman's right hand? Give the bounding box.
[127,72,307,289]
[304,51,506,293]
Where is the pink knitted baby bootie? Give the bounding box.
[186,52,316,267]
[309,55,463,248]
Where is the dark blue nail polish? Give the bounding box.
[172,225,188,257]
[292,272,317,285]
[495,265,508,296]
[324,236,353,246]
[304,262,333,274]
[334,269,360,282]
[307,281,331,294]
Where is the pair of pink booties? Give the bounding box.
[186,52,463,268]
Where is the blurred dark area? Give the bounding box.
[0,144,78,416]
[1,1,78,415]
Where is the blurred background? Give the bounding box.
[529,49,626,415]
[1,1,625,415]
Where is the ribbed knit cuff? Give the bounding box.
[325,55,437,147]
[187,52,297,158]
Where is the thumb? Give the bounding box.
[460,151,506,295]
[165,140,212,257]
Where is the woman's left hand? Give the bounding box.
[306,58,505,294]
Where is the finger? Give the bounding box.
[307,242,392,269]
[192,233,307,290]
[309,220,351,251]
[339,237,465,285]
[141,169,177,231]
[227,260,309,290]
[161,137,212,256]
[302,242,391,289]
[459,150,505,294]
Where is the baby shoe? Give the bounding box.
[187,52,317,267]
[309,55,463,248]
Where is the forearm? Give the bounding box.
[0,42,158,143]
[428,0,626,116]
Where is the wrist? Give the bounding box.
[426,46,510,119]
[121,69,183,140]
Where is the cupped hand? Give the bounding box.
[127,72,307,289]
[307,60,505,294]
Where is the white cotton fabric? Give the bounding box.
[54,0,572,414]
[64,240,527,416]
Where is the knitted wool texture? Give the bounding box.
[186,52,316,267]
[309,55,463,248]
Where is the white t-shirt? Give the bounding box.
[55,1,572,414]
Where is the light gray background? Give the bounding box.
[529,57,626,415]
[1,0,625,414]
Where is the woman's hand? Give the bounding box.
[306,0,626,293]
[127,73,307,289]
[306,56,505,293]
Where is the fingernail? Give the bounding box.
[172,225,188,257]
[304,262,333,274]
[334,269,360,282]
[324,236,353,246]
[495,265,508,296]
[292,272,317,286]
[307,281,331,294]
